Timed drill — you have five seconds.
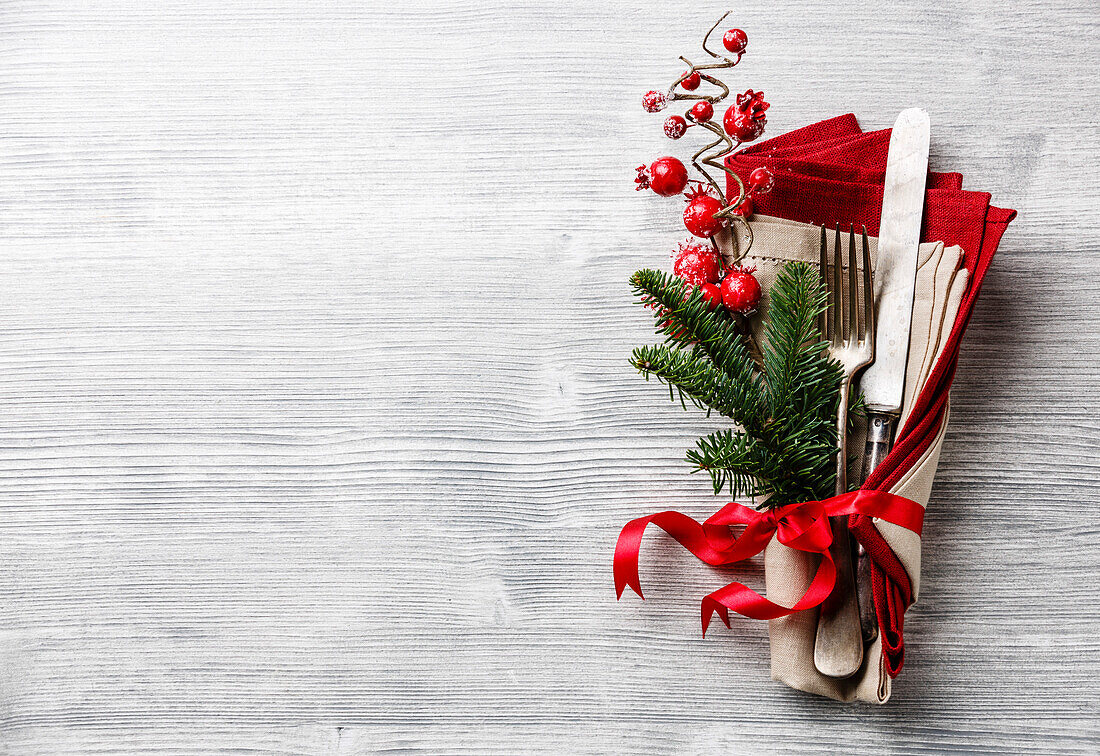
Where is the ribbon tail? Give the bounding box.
[614,509,752,600]
[613,515,648,599]
[699,545,839,629]
[615,490,923,651]
[700,581,799,625]
[701,600,729,638]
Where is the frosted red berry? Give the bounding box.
[680,71,701,91]
[749,166,775,194]
[723,29,748,54]
[725,109,765,142]
[635,156,689,196]
[664,115,688,140]
[672,240,723,285]
[723,89,769,142]
[642,90,667,113]
[700,283,723,310]
[683,186,728,238]
[720,267,762,314]
[649,157,689,196]
[688,101,714,123]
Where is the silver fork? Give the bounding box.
[813,224,875,679]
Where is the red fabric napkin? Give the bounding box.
[726,115,1016,676]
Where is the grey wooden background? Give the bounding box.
[0,1,1097,754]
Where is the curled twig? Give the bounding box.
[661,12,754,261]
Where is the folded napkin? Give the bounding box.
[725,115,1016,700]
[722,216,966,702]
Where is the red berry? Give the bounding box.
[725,110,766,142]
[688,101,714,123]
[680,71,701,90]
[700,283,723,310]
[720,267,762,314]
[683,186,727,238]
[730,195,753,217]
[635,156,689,196]
[672,240,723,285]
[726,110,765,141]
[749,166,775,194]
[723,90,769,142]
[642,90,667,113]
[663,115,688,140]
[723,29,748,54]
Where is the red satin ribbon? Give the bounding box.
[614,489,923,637]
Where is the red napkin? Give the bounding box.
[726,116,1016,676]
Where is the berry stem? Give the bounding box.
[658,12,757,258]
[642,11,763,259]
[684,118,754,264]
[701,11,739,65]
[726,216,754,267]
[669,63,730,104]
[707,236,727,270]
[690,132,731,201]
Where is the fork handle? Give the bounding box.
[814,515,864,677]
[854,410,899,644]
[813,379,864,678]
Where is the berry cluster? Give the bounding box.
[635,161,774,226]
[671,241,762,316]
[633,13,776,322]
[654,83,767,148]
[633,14,772,256]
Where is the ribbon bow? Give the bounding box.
[613,489,924,636]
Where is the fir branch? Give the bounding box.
[756,262,843,504]
[761,262,840,419]
[631,344,761,428]
[629,268,758,383]
[630,259,854,508]
[629,268,765,433]
[687,428,768,497]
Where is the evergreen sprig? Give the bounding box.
[631,261,849,508]
[630,269,765,434]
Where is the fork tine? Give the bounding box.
[848,224,859,339]
[819,224,830,339]
[862,225,874,348]
[832,223,843,343]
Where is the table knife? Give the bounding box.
[855,108,930,643]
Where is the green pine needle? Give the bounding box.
[630,260,852,508]
[630,269,765,434]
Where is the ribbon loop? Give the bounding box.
[774,499,833,552]
[613,490,923,636]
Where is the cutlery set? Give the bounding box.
[618,16,1017,702]
[812,108,930,679]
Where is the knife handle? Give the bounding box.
[856,410,898,644]
[862,411,897,480]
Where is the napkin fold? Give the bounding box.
[723,216,966,702]
[725,115,1016,700]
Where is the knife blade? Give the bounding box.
[861,108,929,417]
[855,108,930,642]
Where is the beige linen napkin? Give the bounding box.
[720,215,967,703]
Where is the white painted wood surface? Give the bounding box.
[0,1,1097,753]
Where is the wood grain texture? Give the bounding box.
[0,0,1097,753]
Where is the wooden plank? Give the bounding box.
[0,0,1097,753]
